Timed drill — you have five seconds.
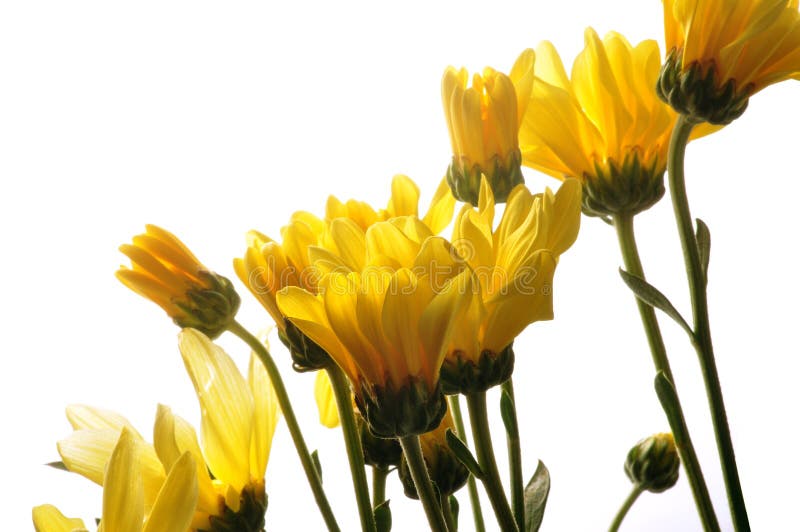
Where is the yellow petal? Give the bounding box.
[179,328,252,492]
[422,178,456,235]
[32,505,87,532]
[387,174,420,217]
[248,351,279,478]
[143,452,198,532]
[65,405,141,438]
[101,428,144,532]
[315,371,341,428]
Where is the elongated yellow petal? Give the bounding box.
[32,505,87,532]
[422,178,456,235]
[143,452,198,532]
[387,174,420,218]
[65,405,141,438]
[179,328,252,492]
[101,428,144,532]
[315,370,340,428]
[248,351,279,478]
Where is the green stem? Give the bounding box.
[501,380,525,531]
[668,115,750,531]
[441,493,457,532]
[326,366,377,532]
[608,484,644,532]
[399,435,450,532]
[655,373,720,532]
[466,392,519,532]
[227,321,340,532]
[372,465,389,510]
[448,395,486,532]
[613,214,674,383]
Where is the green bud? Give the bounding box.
[625,433,680,493]
[174,271,241,339]
[447,150,524,206]
[356,412,402,468]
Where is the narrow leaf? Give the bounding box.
[311,449,322,484]
[446,429,483,480]
[374,500,392,532]
[448,495,460,531]
[524,460,550,532]
[695,218,710,285]
[618,268,693,337]
[500,390,518,439]
[45,461,68,471]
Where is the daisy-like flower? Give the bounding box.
[117,225,240,339]
[441,177,581,394]
[659,0,800,124]
[519,28,714,217]
[51,330,279,531]
[34,427,198,532]
[442,49,535,205]
[276,216,475,437]
[234,175,455,371]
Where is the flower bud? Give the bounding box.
[357,412,403,468]
[624,432,680,493]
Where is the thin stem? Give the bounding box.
[613,214,674,383]
[448,395,486,532]
[372,465,389,510]
[668,115,750,531]
[501,380,525,531]
[399,435,450,532]
[608,484,644,532]
[465,392,519,532]
[227,321,340,532]
[326,365,377,532]
[441,493,458,532]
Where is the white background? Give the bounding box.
[2,1,799,530]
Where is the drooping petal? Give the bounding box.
[32,505,87,532]
[315,370,340,428]
[143,452,198,532]
[248,351,280,478]
[65,405,142,438]
[100,428,144,532]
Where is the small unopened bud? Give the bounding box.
[624,432,680,493]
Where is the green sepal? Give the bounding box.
[618,268,693,337]
[374,500,392,532]
[523,460,550,532]
[441,344,515,395]
[695,218,711,286]
[500,389,518,439]
[445,428,483,480]
[311,449,322,484]
[45,461,68,471]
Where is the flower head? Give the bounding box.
[117,225,240,339]
[442,50,535,205]
[276,216,475,437]
[625,432,680,493]
[659,0,800,124]
[441,177,581,394]
[519,29,711,217]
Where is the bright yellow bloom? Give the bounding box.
[442,49,535,204]
[314,370,340,428]
[117,225,240,339]
[234,175,455,371]
[35,428,198,532]
[276,216,475,436]
[660,0,800,124]
[519,29,707,217]
[441,177,581,393]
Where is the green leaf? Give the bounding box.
[618,268,693,337]
[374,500,392,532]
[446,428,483,480]
[695,218,710,285]
[500,389,518,439]
[311,449,322,484]
[524,460,550,532]
[448,495,459,531]
[45,461,68,471]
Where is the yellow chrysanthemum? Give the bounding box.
[441,177,581,394]
[276,216,475,437]
[234,175,455,371]
[660,0,800,124]
[117,225,240,339]
[35,428,198,532]
[519,29,710,217]
[442,49,535,205]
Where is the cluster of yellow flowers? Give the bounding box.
[34,0,800,530]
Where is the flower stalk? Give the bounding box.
[608,484,644,532]
[667,115,750,531]
[372,465,389,510]
[398,435,450,532]
[448,395,486,532]
[501,379,525,530]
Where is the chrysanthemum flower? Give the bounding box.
[659,0,800,124]
[441,177,581,394]
[519,28,712,217]
[276,217,475,437]
[234,175,455,371]
[117,225,240,339]
[34,427,198,532]
[442,49,535,205]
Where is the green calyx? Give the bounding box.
[202,480,268,532]
[279,319,332,372]
[625,433,680,493]
[399,442,469,499]
[356,412,403,468]
[356,378,447,438]
[440,344,515,395]
[174,271,241,339]
[657,49,752,125]
[447,149,524,205]
[582,151,665,218]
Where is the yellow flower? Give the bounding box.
[442,49,535,204]
[441,177,581,394]
[660,0,800,124]
[117,225,240,339]
[276,216,475,437]
[35,428,198,532]
[234,175,455,371]
[519,29,708,217]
